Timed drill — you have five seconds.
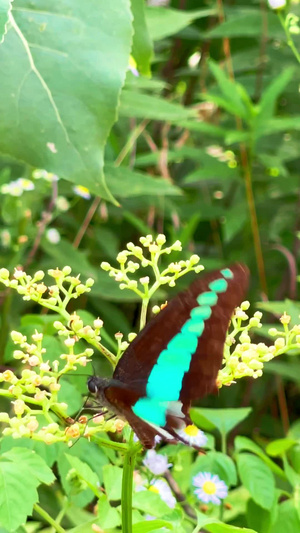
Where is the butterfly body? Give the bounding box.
[88,263,249,448]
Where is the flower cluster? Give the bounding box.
[218,304,300,387]
[0,266,94,312]
[101,234,203,300]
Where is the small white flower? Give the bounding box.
[73,185,91,200]
[16,178,34,191]
[46,228,61,244]
[143,450,172,475]
[149,479,176,508]
[267,0,286,9]
[176,424,208,447]
[193,472,228,505]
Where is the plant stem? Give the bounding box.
[121,436,137,533]
[34,503,66,533]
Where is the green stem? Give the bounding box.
[140,297,150,330]
[121,437,137,533]
[220,431,227,522]
[33,503,66,533]
[278,11,300,63]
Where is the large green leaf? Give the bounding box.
[0,447,52,531]
[272,500,300,533]
[0,0,11,43]
[235,436,285,480]
[237,454,275,510]
[131,0,153,76]
[145,6,215,41]
[193,407,252,437]
[0,0,133,201]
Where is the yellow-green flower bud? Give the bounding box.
[13,399,26,415]
[62,266,72,275]
[86,278,94,287]
[0,268,9,280]
[241,300,250,311]
[274,337,285,349]
[0,412,10,423]
[152,305,160,314]
[128,332,137,342]
[249,317,260,327]
[101,261,111,271]
[11,331,27,344]
[268,328,278,337]
[117,252,128,264]
[280,312,291,325]
[156,234,166,245]
[33,270,45,281]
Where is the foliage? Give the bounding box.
[0,0,300,532]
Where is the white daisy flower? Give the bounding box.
[193,472,228,505]
[176,424,208,447]
[73,185,91,200]
[149,479,176,508]
[143,449,172,475]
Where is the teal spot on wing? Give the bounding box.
[209,278,228,293]
[181,320,204,336]
[158,349,192,370]
[220,268,233,279]
[197,291,218,306]
[167,332,198,352]
[190,305,212,320]
[132,398,167,426]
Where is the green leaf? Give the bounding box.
[194,407,252,437]
[95,493,121,529]
[193,510,257,533]
[145,7,216,41]
[106,164,182,198]
[235,436,286,480]
[2,447,55,484]
[133,520,173,532]
[0,0,11,43]
[266,438,297,457]
[272,500,300,533]
[237,453,275,510]
[0,0,133,201]
[193,451,237,487]
[132,490,171,517]
[103,465,123,501]
[131,0,153,76]
[208,60,251,120]
[0,437,60,468]
[65,454,99,491]
[0,450,40,530]
[256,68,294,126]
[206,8,280,38]
[246,498,275,533]
[119,89,196,121]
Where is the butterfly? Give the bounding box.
[87,263,249,448]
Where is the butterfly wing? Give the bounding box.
[105,263,249,446]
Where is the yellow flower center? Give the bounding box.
[149,486,160,494]
[184,424,199,437]
[202,481,217,495]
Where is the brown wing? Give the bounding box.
[114,263,249,407]
[180,263,249,406]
